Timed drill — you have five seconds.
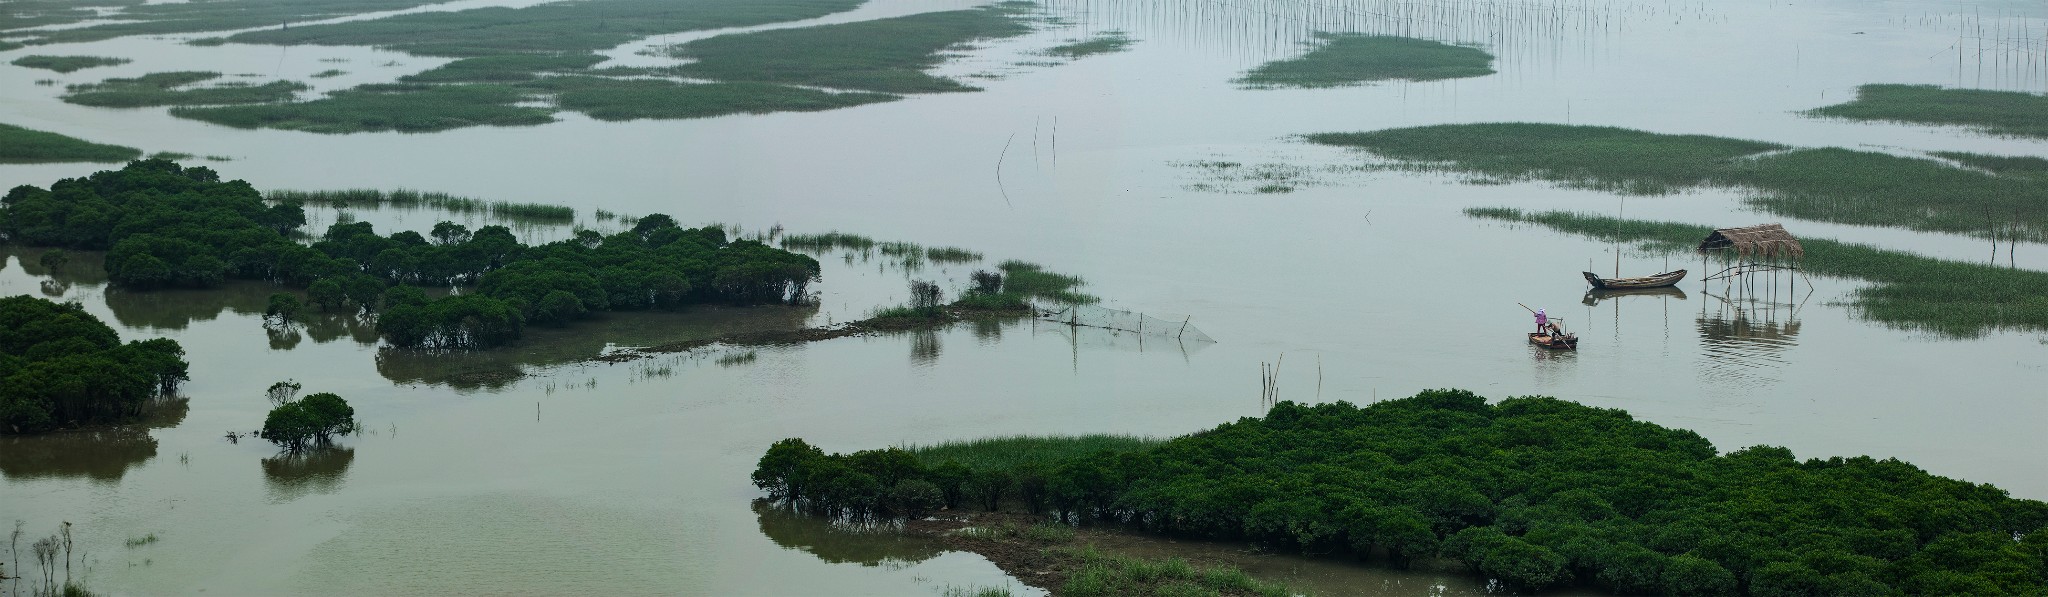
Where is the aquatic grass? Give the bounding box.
[904,434,1161,471]
[310,69,346,79]
[124,533,159,548]
[64,72,308,107]
[0,122,142,163]
[925,246,982,263]
[533,77,897,121]
[1469,207,2048,338]
[997,260,1097,304]
[399,54,606,83]
[266,188,574,223]
[1313,123,2048,242]
[9,55,129,73]
[186,37,227,47]
[1934,151,2048,177]
[1059,546,1292,597]
[170,84,553,134]
[1043,31,1132,58]
[1805,84,2048,139]
[149,152,195,161]
[228,0,865,57]
[24,0,450,45]
[1238,34,1494,88]
[951,291,1030,311]
[781,231,878,252]
[939,585,1015,597]
[670,6,1036,94]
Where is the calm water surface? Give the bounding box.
[4,0,2048,594]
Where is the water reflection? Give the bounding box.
[1032,319,1213,360]
[911,329,943,366]
[1697,292,1802,388]
[104,282,273,331]
[261,446,356,503]
[752,501,944,567]
[0,246,110,286]
[375,306,815,389]
[1582,285,1686,306]
[0,398,186,482]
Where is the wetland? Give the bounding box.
[7,0,2048,594]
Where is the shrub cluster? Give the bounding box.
[0,295,188,433]
[259,392,356,451]
[756,390,2048,594]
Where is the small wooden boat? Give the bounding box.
[1583,269,1687,290]
[1529,331,1577,350]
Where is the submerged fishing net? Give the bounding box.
[1033,304,1216,343]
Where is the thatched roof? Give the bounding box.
[1698,224,1803,259]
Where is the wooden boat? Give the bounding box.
[1583,269,1687,290]
[1529,331,1577,350]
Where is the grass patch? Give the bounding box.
[1805,83,2048,138]
[1936,151,2048,177]
[1043,30,1132,58]
[670,5,1036,94]
[1059,546,1292,597]
[998,260,1096,304]
[781,231,878,252]
[715,350,758,367]
[187,37,227,47]
[125,533,159,548]
[10,55,130,73]
[149,151,195,161]
[23,0,450,45]
[1311,122,2048,241]
[905,434,1161,471]
[399,54,606,83]
[266,188,574,223]
[0,122,142,163]
[926,246,982,263]
[228,0,865,57]
[170,84,553,133]
[1239,34,1493,88]
[939,585,1015,597]
[311,69,346,79]
[64,71,307,107]
[871,304,949,321]
[533,77,898,121]
[1470,207,2048,337]
[952,291,1030,311]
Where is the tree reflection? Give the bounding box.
[910,330,942,366]
[376,306,814,390]
[261,446,356,503]
[0,398,186,482]
[752,500,943,567]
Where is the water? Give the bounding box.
[6,0,2048,594]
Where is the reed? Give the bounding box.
[64,72,307,108]
[0,123,142,164]
[399,54,606,83]
[1059,546,1291,597]
[533,77,897,122]
[1238,34,1494,88]
[310,70,345,79]
[170,84,554,134]
[9,55,129,73]
[22,0,448,45]
[904,434,1160,471]
[998,260,1097,304]
[669,5,1036,94]
[1468,207,2048,337]
[266,188,574,223]
[226,0,863,57]
[925,246,982,263]
[1043,31,1132,58]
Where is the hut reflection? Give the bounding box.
[1697,292,1801,388]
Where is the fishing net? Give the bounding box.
[1033,304,1216,343]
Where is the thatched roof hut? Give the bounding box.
[1698,224,1803,260]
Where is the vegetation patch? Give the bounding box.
[0,122,142,163]
[1042,31,1132,58]
[1469,207,2048,337]
[63,71,308,107]
[3,160,821,350]
[1238,34,1494,88]
[399,54,606,83]
[759,390,2048,594]
[534,77,898,121]
[227,0,866,57]
[1058,546,1290,597]
[169,84,554,134]
[0,295,189,434]
[267,188,573,224]
[999,260,1096,304]
[1310,123,2048,242]
[669,5,1036,94]
[311,69,346,79]
[9,55,129,73]
[21,0,450,45]
[1805,83,2048,138]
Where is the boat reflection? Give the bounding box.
[1582,285,1687,306]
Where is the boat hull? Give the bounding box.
[1529,332,1577,350]
[1583,269,1687,290]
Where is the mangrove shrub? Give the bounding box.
[0,295,189,433]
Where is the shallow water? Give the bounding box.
[5,0,2048,594]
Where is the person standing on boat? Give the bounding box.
[1535,308,1549,333]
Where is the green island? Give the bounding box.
[0,295,190,434]
[0,123,142,164]
[63,71,308,108]
[1805,84,2048,139]
[756,390,2048,595]
[1,160,820,350]
[9,55,130,73]
[170,1,1044,132]
[1466,207,2048,338]
[1307,122,2048,242]
[1043,31,1133,59]
[1237,34,1495,88]
[257,382,357,452]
